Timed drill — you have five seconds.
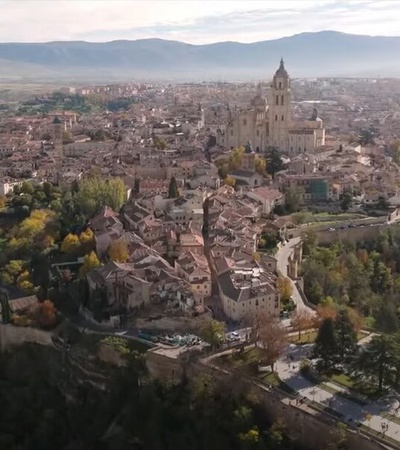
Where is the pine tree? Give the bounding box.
[168,177,178,198]
[334,308,358,364]
[313,318,337,372]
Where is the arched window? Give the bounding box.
[281,115,284,121]
[276,95,279,105]
[281,95,284,105]
[279,82,282,89]
[275,115,278,121]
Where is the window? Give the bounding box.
[281,95,284,105]
[276,95,279,105]
[275,115,278,121]
[243,119,247,126]
[256,129,259,136]
[281,115,284,121]
[279,82,282,89]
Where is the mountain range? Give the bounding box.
[0,31,399,82]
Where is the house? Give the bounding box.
[214,256,279,322]
[175,252,212,299]
[245,187,284,216]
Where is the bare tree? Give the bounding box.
[291,309,314,340]
[244,312,287,372]
[258,316,288,372]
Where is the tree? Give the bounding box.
[60,233,80,253]
[223,176,236,187]
[255,155,266,174]
[75,176,126,217]
[108,239,129,263]
[21,181,34,195]
[201,319,227,348]
[277,276,292,303]
[265,147,285,178]
[340,191,353,211]
[153,136,166,150]
[291,310,314,340]
[168,177,179,199]
[313,318,337,372]
[79,228,94,244]
[258,316,287,372]
[354,334,394,392]
[284,188,300,213]
[29,300,58,329]
[228,146,244,171]
[334,308,357,363]
[79,251,101,278]
[302,231,317,256]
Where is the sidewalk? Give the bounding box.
[276,345,400,442]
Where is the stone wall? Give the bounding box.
[146,354,387,450]
[0,324,53,352]
[316,222,400,246]
[136,313,211,333]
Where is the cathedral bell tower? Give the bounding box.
[52,116,64,159]
[268,58,291,151]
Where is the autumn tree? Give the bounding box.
[258,315,287,372]
[228,146,244,172]
[291,309,314,340]
[79,251,101,278]
[61,233,81,253]
[277,276,292,303]
[79,228,94,244]
[223,176,236,187]
[29,300,58,329]
[201,319,227,349]
[108,239,129,263]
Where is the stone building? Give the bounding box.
[216,59,326,156]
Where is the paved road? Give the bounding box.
[276,237,314,315]
[276,345,400,442]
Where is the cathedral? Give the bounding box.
[216,59,325,156]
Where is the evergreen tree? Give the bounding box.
[313,318,337,372]
[334,308,357,363]
[354,334,394,392]
[168,177,179,199]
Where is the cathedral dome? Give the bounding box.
[251,95,267,108]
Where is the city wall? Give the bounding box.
[316,222,400,246]
[0,323,53,352]
[146,353,387,450]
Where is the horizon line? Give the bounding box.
[1,29,399,46]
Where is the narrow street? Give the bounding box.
[276,237,314,315]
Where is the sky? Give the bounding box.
[0,0,399,44]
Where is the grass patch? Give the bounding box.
[288,331,317,345]
[258,371,297,395]
[330,373,383,401]
[218,347,266,372]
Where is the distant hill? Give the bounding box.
[0,31,399,82]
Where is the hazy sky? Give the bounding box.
[0,0,399,43]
